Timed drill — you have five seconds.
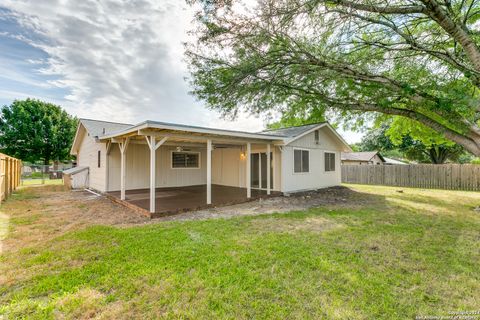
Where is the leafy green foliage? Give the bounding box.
[267,106,326,129]
[0,99,77,164]
[359,121,469,163]
[187,0,480,155]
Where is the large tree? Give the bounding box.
[0,99,77,164]
[187,0,480,155]
[360,121,466,163]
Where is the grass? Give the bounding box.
[21,178,63,186]
[1,185,479,319]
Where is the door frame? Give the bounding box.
[250,151,274,190]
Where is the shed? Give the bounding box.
[341,151,385,165]
[63,166,89,189]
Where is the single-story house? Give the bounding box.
[70,119,351,216]
[341,151,385,165]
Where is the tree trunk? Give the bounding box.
[43,158,50,173]
[429,146,448,164]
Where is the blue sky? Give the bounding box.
[0,1,362,143]
[0,8,69,106]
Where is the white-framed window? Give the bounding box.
[325,152,336,172]
[171,151,200,169]
[293,148,309,173]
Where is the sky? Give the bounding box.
[0,0,363,143]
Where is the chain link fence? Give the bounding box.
[21,162,74,186]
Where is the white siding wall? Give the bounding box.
[212,148,244,187]
[281,127,343,193]
[107,144,207,191]
[76,130,107,192]
[106,143,282,192]
[212,145,282,191]
[372,155,384,165]
[74,123,348,194]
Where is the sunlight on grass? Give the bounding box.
[0,184,479,319]
[21,179,63,186]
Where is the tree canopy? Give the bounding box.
[187,0,480,155]
[359,121,468,163]
[0,99,77,164]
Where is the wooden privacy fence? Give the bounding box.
[0,153,22,201]
[341,164,480,191]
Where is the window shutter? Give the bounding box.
[302,150,309,172]
[294,150,302,173]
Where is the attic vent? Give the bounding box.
[102,128,106,134]
[314,130,319,144]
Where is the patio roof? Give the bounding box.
[98,120,286,143]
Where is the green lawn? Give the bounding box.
[21,178,63,186]
[1,185,479,319]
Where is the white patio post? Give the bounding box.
[267,143,271,195]
[119,137,130,200]
[147,136,156,213]
[145,136,168,213]
[246,142,251,198]
[207,139,212,205]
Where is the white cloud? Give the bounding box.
[1,0,365,143]
[1,0,267,131]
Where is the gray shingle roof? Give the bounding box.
[80,119,133,137]
[341,151,384,162]
[260,122,326,137]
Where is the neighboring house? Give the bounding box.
[384,157,408,165]
[70,119,351,216]
[341,151,385,165]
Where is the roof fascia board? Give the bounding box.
[376,152,386,162]
[70,121,85,155]
[141,122,284,140]
[100,122,284,142]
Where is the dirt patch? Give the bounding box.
[2,186,149,253]
[155,186,380,222]
[1,185,378,253]
[55,288,107,320]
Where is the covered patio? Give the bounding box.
[107,184,280,217]
[100,121,284,217]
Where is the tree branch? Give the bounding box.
[420,0,480,72]
[326,0,427,14]
[322,97,480,154]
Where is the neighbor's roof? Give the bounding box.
[341,151,385,162]
[80,119,133,137]
[261,123,326,137]
[384,157,408,165]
